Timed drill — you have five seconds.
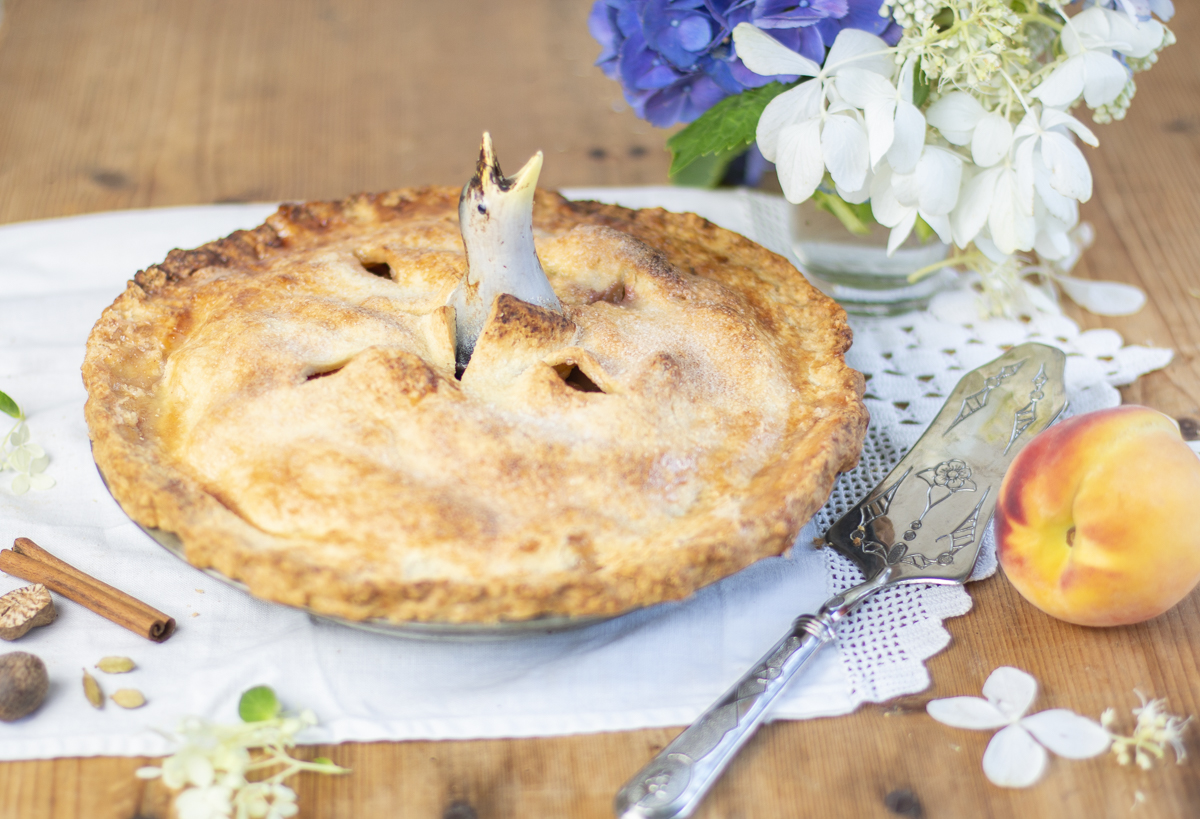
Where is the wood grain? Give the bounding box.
[0,1,1197,817]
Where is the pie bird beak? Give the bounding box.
[508,150,543,198]
[470,132,542,201]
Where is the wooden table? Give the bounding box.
[0,1,1196,816]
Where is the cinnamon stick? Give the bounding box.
[0,538,175,642]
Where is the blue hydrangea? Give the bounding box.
[589,0,901,127]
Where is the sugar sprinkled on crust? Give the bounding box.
[82,188,867,623]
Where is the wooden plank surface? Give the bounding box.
[0,1,1196,817]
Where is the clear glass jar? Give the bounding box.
[791,201,956,316]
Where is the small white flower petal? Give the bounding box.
[1052,275,1147,316]
[896,57,918,105]
[890,168,921,208]
[989,181,1036,254]
[983,667,1039,721]
[983,724,1049,788]
[185,753,216,788]
[1080,52,1131,109]
[927,696,1011,730]
[1035,223,1072,260]
[1021,709,1113,759]
[1034,154,1080,224]
[915,147,963,216]
[756,82,823,161]
[869,166,907,227]
[775,119,825,204]
[863,99,898,169]
[971,112,1014,169]
[926,92,985,146]
[162,766,188,791]
[1013,110,1041,141]
[28,473,55,491]
[175,784,234,819]
[7,448,31,473]
[10,474,30,496]
[919,211,954,245]
[1067,8,1116,50]
[887,211,918,256]
[1014,140,1038,216]
[1041,108,1099,147]
[836,68,897,167]
[732,23,821,78]
[1040,132,1093,202]
[835,67,894,108]
[835,175,872,205]
[1022,278,1063,314]
[1107,13,1164,58]
[824,29,894,78]
[952,166,1000,248]
[1112,0,1141,22]
[10,424,28,446]
[821,114,870,193]
[135,766,163,779]
[973,233,1010,264]
[1030,57,1087,108]
[888,102,926,174]
[1060,17,1088,58]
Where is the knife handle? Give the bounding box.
[613,576,889,819]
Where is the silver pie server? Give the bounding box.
[614,342,1068,819]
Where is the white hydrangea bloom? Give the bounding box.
[175,785,235,819]
[724,0,1173,316]
[734,24,894,204]
[871,147,964,253]
[1031,7,1164,108]
[136,706,344,819]
[928,666,1111,788]
[836,58,926,173]
[0,418,54,495]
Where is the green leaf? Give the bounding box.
[912,58,931,109]
[312,757,334,766]
[813,189,875,235]
[0,391,21,420]
[669,148,741,188]
[666,82,795,178]
[239,685,281,722]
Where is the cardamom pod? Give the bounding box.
[82,669,103,709]
[111,688,146,709]
[96,656,136,674]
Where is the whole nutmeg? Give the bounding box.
[0,651,49,721]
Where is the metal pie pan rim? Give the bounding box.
[139,524,619,641]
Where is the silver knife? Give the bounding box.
[614,342,1068,819]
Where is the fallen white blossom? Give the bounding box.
[926,666,1110,788]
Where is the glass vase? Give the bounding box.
[790,201,956,316]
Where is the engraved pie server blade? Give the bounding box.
[614,342,1068,819]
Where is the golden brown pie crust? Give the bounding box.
[82,187,868,623]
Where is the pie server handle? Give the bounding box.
[612,572,892,819]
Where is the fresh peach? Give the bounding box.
[995,405,1200,627]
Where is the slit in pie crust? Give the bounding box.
[82,188,868,624]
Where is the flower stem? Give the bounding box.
[1017,11,1063,32]
[908,250,988,283]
